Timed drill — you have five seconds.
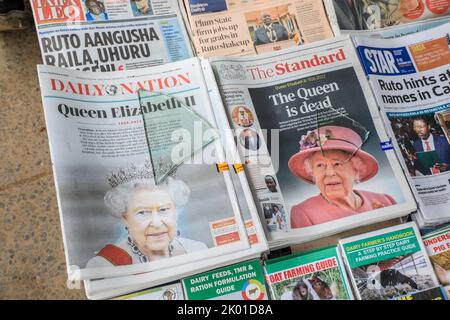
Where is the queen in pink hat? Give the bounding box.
[288,125,396,228]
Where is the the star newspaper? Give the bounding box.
[208,36,416,248]
[37,58,270,287]
[180,0,334,58]
[29,0,194,71]
[324,0,450,34]
[353,22,450,226]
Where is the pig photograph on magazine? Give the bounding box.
[245,66,408,230]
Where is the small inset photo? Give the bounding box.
[231,105,254,128]
[264,175,278,193]
[130,0,154,16]
[388,113,450,177]
[262,203,286,232]
[84,0,109,21]
[244,5,302,53]
[435,109,450,144]
[239,128,260,151]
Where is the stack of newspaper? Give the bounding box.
[352,23,450,227]
[322,1,450,227]
[30,0,450,299]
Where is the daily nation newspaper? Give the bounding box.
[82,60,269,300]
[324,0,450,33]
[353,23,450,225]
[209,36,416,247]
[30,0,193,71]
[37,58,260,281]
[180,0,334,58]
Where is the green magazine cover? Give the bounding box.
[340,222,440,300]
[182,259,267,300]
[264,246,353,300]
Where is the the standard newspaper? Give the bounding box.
[30,0,193,71]
[324,0,450,33]
[353,23,450,226]
[208,36,416,247]
[180,0,334,58]
[37,58,263,282]
[339,222,440,300]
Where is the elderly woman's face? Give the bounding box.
[123,188,176,253]
[310,150,356,201]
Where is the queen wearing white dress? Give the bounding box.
[87,164,207,268]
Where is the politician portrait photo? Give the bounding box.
[389,114,450,176]
[245,5,302,48]
[84,0,109,21]
[130,0,154,16]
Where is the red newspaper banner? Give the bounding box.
[32,0,86,25]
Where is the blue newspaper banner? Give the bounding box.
[357,45,416,76]
[188,0,227,15]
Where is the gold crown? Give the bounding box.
[107,159,175,188]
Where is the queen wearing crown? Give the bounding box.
[86,162,207,268]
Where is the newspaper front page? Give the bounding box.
[83,61,269,299]
[354,23,450,224]
[30,0,193,71]
[37,58,253,281]
[209,37,416,246]
[181,0,334,58]
[325,0,450,33]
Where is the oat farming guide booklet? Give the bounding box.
[264,245,353,300]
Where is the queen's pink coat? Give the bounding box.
[290,190,396,228]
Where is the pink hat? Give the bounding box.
[288,125,379,184]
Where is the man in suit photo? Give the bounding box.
[412,117,450,175]
[253,12,289,46]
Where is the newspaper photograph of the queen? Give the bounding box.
[210,37,416,243]
[37,58,250,281]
